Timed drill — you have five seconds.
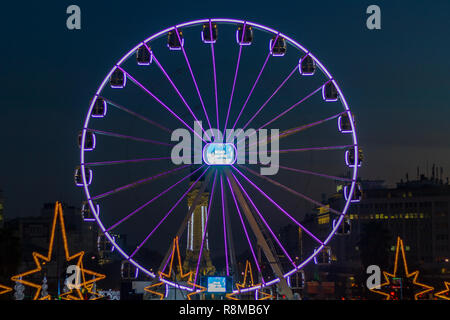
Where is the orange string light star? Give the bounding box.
[10,201,105,300]
[144,237,206,300]
[370,236,434,300]
[226,260,273,300]
[0,284,12,296]
[434,282,450,300]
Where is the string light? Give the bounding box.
[370,236,434,300]
[0,284,12,296]
[434,282,450,300]
[144,237,206,300]
[226,260,274,300]
[10,202,105,300]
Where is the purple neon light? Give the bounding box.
[231,172,296,268]
[83,157,171,167]
[239,165,343,217]
[235,83,324,147]
[298,54,315,76]
[322,80,339,102]
[116,65,206,143]
[235,24,252,46]
[174,26,213,139]
[130,166,209,258]
[230,34,279,132]
[82,202,99,222]
[220,175,229,276]
[338,112,354,134]
[247,144,355,155]
[225,175,265,284]
[246,111,346,151]
[279,165,354,182]
[79,131,96,151]
[201,24,216,44]
[241,64,298,132]
[232,166,324,245]
[80,18,359,290]
[160,246,174,277]
[91,98,107,118]
[110,69,127,89]
[222,21,246,139]
[92,164,191,202]
[344,183,361,203]
[269,37,286,57]
[345,148,362,168]
[209,20,220,134]
[279,112,345,139]
[86,128,172,147]
[167,30,184,50]
[106,165,201,231]
[150,48,210,139]
[75,166,92,186]
[101,97,172,134]
[257,84,323,130]
[194,171,218,284]
[137,43,153,65]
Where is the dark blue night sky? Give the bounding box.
[1,0,449,220]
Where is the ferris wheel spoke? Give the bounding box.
[82,157,171,167]
[241,64,298,132]
[194,171,218,284]
[149,49,211,140]
[91,164,191,201]
[231,171,296,268]
[207,20,220,134]
[116,65,206,143]
[237,164,342,217]
[130,166,209,259]
[222,29,245,139]
[246,144,355,155]
[278,165,354,183]
[86,128,173,147]
[225,174,265,285]
[174,27,213,138]
[257,83,323,130]
[99,96,172,134]
[231,165,324,245]
[247,111,345,151]
[220,174,230,276]
[106,165,205,232]
[230,33,280,132]
[277,111,346,140]
[235,83,323,146]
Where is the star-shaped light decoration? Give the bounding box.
[10,202,105,300]
[0,284,12,296]
[370,236,434,300]
[435,282,450,300]
[226,260,274,300]
[144,237,206,300]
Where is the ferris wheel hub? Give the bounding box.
[202,143,237,165]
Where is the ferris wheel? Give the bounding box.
[76,18,361,299]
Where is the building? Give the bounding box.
[296,173,450,298]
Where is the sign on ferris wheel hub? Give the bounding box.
[203,143,237,165]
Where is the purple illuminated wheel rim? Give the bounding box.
[79,18,359,295]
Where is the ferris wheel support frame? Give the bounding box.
[226,170,293,299]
